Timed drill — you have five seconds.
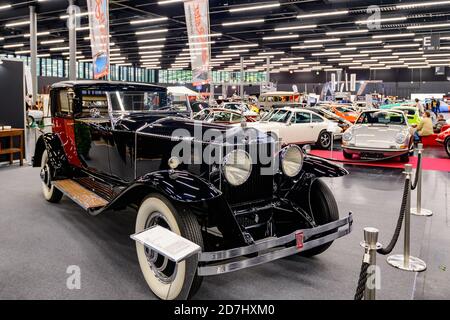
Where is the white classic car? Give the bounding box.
[248,107,342,149]
[220,102,259,119]
[342,109,413,162]
[27,109,44,126]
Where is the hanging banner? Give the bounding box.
[87,0,110,79]
[184,0,211,85]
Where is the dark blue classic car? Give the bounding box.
[33,81,352,300]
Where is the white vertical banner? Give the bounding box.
[331,73,336,91]
[184,0,211,85]
[350,74,357,92]
[87,0,110,79]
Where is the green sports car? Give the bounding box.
[392,106,422,126]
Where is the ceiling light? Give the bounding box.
[360,49,392,53]
[222,19,264,27]
[228,44,258,48]
[130,17,168,25]
[3,43,24,48]
[263,34,299,40]
[384,43,421,48]
[355,17,407,24]
[0,4,12,11]
[258,51,284,56]
[325,47,357,52]
[312,52,339,56]
[41,39,65,45]
[275,24,317,31]
[137,38,166,44]
[395,51,423,55]
[24,31,50,38]
[397,1,450,9]
[407,23,450,30]
[291,44,323,49]
[346,40,383,46]
[341,54,369,58]
[373,33,415,39]
[135,29,168,35]
[326,29,368,36]
[297,10,348,19]
[229,3,280,13]
[304,38,340,44]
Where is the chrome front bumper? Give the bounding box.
[197,213,353,276]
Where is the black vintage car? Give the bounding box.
[33,81,352,300]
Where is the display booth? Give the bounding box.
[0,58,26,164]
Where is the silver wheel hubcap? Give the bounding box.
[144,212,178,284]
[321,134,330,147]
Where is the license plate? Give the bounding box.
[296,232,304,250]
[361,152,384,159]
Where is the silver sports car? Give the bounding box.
[342,109,413,162]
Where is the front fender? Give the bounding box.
[302,155,348,178]
[128,170,222,204]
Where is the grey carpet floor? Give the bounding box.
[0,164,448,300]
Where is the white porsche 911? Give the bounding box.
[248,107,342,149]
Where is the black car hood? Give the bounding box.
[113,112,190,131]
[140,117,274,145]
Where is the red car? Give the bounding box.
[436,127,450,157]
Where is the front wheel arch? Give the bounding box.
[135,193,204,300]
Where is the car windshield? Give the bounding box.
[266,110,292,123]
[224,103,249,112]
[357,111,406,125]
[395,108,416,116]
[105,90,173,113]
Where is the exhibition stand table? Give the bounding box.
[0,128,24,166]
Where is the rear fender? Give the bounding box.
[34,133,71,177]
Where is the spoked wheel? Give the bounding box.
[40,150,63,203]
[317,131,332,150]
[135,194,203,300]
[445,138,450,158]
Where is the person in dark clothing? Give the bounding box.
[436,99,441,115]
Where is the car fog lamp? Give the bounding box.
[168,156,181,170]
[343,131,353,142]
[223,149,252,186]
[395,133,406,144]
[281,145,304,178]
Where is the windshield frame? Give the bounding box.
[356,111,407,126]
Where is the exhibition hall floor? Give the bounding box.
[0,162,448,300]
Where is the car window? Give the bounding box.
[231,113,244,122]
[267,110,291,123]
[214,112,232,122]
[357,111,406,125]
[56,89,74,115]
[194,110,210,121]
[311,114,324,123]
[292,112,311,124]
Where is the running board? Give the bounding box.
[53,179,109,210]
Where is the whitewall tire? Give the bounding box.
[40,150,63,203]
[135,194,203,300]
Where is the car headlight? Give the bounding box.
[223,149,252,186]
[395,133,406,144]
[281,145,304,177]
[343,131,353,142]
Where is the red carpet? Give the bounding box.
[310,150,450,172]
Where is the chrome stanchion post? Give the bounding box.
[411,143,433,216]
[387,164,427,272]
[360,227,382,300]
